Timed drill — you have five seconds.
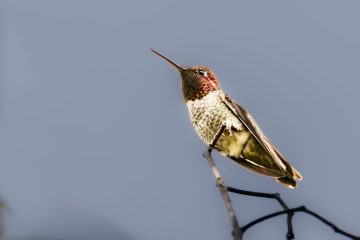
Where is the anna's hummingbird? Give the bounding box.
[151,49,302,189]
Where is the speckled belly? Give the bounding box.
[186,91,250,158]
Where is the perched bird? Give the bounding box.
[151,49,302,189]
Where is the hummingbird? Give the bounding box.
[151,49,302,189]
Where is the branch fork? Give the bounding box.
[202,147,359,240]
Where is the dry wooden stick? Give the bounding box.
[240,205,360,239]
[203,148,243,240]
[226,187,294,239]
[202,152,359,240]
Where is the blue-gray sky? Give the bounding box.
[0,0,359,239]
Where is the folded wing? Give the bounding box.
[222,94,302,188]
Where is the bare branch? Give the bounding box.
[240,205,359,240]
[227,187,294,239]
[203,148,242,240]
[202,150,359,240]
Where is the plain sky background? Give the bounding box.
[0,0,359,239]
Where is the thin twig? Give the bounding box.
[240,205,359,240]
[202,157,359,240]
[201,125,358,240]
[227,187,294,239]
[203,148,243,240]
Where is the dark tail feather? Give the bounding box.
[275,176,298,189]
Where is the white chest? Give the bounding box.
[185,91,248,157]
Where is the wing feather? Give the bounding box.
[222,94,293,175]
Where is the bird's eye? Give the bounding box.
[198,70,207,76]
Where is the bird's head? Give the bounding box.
[151,49,220,102]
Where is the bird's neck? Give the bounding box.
[182,78,220,102]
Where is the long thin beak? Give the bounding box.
[150,49,186,71]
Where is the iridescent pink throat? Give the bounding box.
[181,74,220,102]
